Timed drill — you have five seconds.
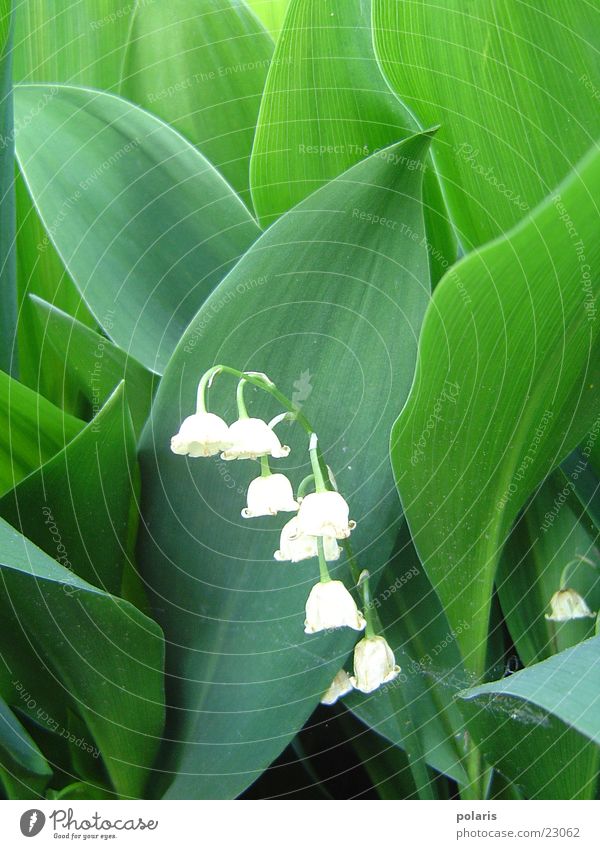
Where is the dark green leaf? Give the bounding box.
[0,0,16,375]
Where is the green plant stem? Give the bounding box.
[317,538,331,583]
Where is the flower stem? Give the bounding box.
[317,538,331,583]
[559,555,597,590]
[296,474,315,499]
[236,379,249,419]
[260,456,271,478]
[195,366,222,413]
[308,433,328,493]
[357,570,376,638]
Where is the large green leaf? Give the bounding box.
[249,0,455,282]
[0,694,52,798]
[0,382,137,595]
[29,296,155,435]
[13,0,134,89]
[119,0,273,204]
[346,528,468,784]
[391,145,600,678]
[138,133,433,799]
[245,0,289,36]
[0,370,83,494]
[0,516,164,798]
[373,0,600,248]
[0,0,15,375]
[14,84,261,373]
[459,637,600,798]
[497,475,599,668]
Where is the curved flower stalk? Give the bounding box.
[169,364,399,697]
[545,556,598,623]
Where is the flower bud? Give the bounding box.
[274,518,340,562]
[221,418,290,460]
[350,635,400,693]
[170,412,232,457]
[321,669,353,705]
[304,580,366,634]
[296,491,356,539]
[545,588,596,622]
[242,474,299,518]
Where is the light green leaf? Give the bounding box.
[497,475,599,668]
[0,382,137,595]
[14,84,261,373]
[0,369,83,494]
[373,0,600,248]
[29,295,155,435]
[249,0,456,282]
[138,133,433,799]
[459,637,600,798]
[0,516,165,798]
[13,0,134,89]
[391,145,600,678]
[245,0,289,36]
[0,0,16,375]
[120,0,273,204]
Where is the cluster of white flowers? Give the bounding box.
[171,368,400,701]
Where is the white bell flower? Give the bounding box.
[304,580,366,634]
[242,474,299,518]
[545,588,596,622]
[296,491,356,539]
[274,518,340,562]
[321,669,354,705]
[170,412,232,457]
[221,417,290,460]
[350,635,401,694]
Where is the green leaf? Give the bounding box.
[346,528,468,784]
[138,133,433,799]
[0,0,16,375]
[0,694,52,798]
[245,0,289,36]
[459,637,600,798]
[560,447,600,539]
[497,475,599,668]
[119,0,273,204]
[0,382,137,595]
[249,0,456,282]
[373,0,600,248]
[0,516,165,798]
[391,145,600,678]
[13,0,134,90]
[29,296,155,436]
[14,84,262,373]
[0,369,83,494]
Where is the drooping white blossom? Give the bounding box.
[350,635,401,694]
[321,669,354,705]
[296,491,356,539]
[304,580,366,634]
[170,412,232,457]
[242,474,299,518]
[545,588,596,622]
[274,518,340,563]
[221,417,290,460]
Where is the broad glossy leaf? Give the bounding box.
[120,0,273,204]
[0,0,15,375]
[0,516,165,798]
[460,637,600,798]
[373,0,600,248]
[15,171,97,413]
[14,84,261,373]
[391,146,600,678]
[30,296,155,436]
[0,694,52,798]
[0,383,137,595]
[138,133,433,799]
[497,476,599,668]
[13,0,134,89]
[0,369,83,494]
[249,0,456,284]
[245,0,289,36]
[346,528,468,784]
[560,447,600,539]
